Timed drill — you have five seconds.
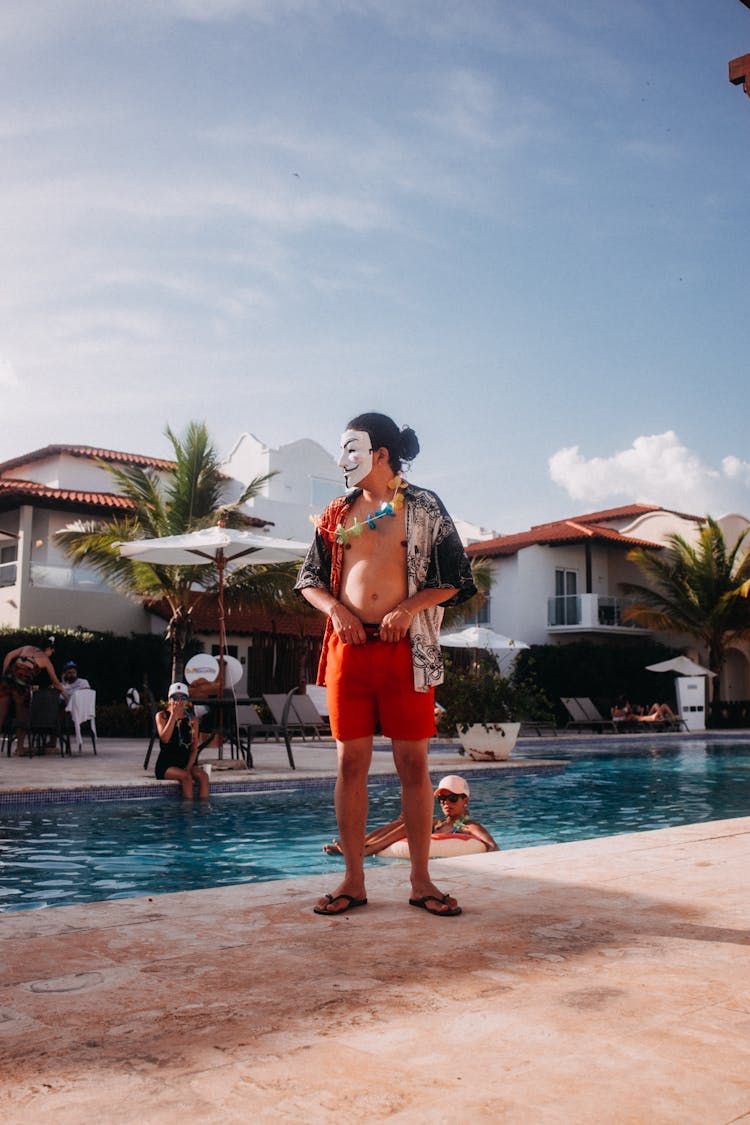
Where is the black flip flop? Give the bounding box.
[409,894,462,917]
[313,893,368,915]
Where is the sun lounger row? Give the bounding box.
[561,697,687,733]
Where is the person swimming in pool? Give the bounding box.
[322,775,498,857]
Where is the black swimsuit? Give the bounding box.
[154,716,194,780]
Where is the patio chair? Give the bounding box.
[288,693,330,739]
[237,700,314,770]
[258,689,308,770]
[27,687,72,756]
[1,710,17,756]
[561,697,617,733]
[264,692,306,737]
[68,688,97,754]
[142,702,162,770]
[305,684,329,718]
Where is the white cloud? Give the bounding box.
[548,431,750,518]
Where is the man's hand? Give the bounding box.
[329,605,366,645]
[378,605,414,643]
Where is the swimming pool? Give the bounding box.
[2,738,750,911]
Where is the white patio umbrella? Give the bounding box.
[440,625,530,672]
[118,524,308,693]
[439,625,530,653]
[645,656,716,678]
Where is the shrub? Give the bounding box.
[436,655,553,735]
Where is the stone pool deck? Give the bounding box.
[2,735,750,1121]
[0,733,565,800]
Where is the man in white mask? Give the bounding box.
[297,412,476,917]
[337,429,373,489]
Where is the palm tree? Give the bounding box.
[622,517,750,714]
[56,421,293,678]
[442,557,493,630]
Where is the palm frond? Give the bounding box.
[222,560,301,614]
[623,518,750,690]
[442,557,493,629]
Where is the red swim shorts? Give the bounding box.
[325,633,436,742]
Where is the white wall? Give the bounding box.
[488,545,559,646]
[221,433,341,540]
[2,452,118,492]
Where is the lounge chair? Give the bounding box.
[518,720,557,737]
[561,697,618,733]
[287,693,330,739]
[234,703,287,770]
[264,692,311,740]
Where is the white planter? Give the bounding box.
[457,722,521,760]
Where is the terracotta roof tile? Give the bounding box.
[0,443,176,474]
[147,597,324,637]
[0,479,135,512]
[527,502,704,530]
[467,511,667,558]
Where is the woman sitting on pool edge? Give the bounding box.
[154,682,210,800]
[323,774,499,857]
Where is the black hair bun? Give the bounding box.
[399,426,420,462]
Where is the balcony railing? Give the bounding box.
[547,594,645,630]
[29,563,110,591]
[0,560,17,588]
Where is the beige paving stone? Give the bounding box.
[0,821,749,1122]
[2,738,750,1121]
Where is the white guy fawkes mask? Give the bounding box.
[338,430,373,488]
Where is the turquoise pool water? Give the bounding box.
[2,739,750,911]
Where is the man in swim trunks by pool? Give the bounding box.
[296,412,476,917]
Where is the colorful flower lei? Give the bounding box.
[313,476,407,547]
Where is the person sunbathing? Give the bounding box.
[611,697,677,723]
[639,702,679,723]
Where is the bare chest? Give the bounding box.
[339,502,407,559]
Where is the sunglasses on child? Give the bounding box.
[171,694,189,701]
[438,792,465,803]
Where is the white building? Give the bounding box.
[0,445,175,635]
[466,504,750,702]
[220,433,342,541]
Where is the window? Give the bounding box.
[554,568,579,625]
[475,594,490,625]
[0,543,17,587]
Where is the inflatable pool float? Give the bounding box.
[379,832,488,859]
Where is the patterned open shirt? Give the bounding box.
[295,483,476,692]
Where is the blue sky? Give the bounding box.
[2,1,750,534]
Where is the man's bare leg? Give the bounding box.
[392,739,460,914]
[315,736,372,913]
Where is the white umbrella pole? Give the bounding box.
[216,550,226,755]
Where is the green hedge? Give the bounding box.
[513,639,678,724]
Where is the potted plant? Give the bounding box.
[435,659,551,759]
